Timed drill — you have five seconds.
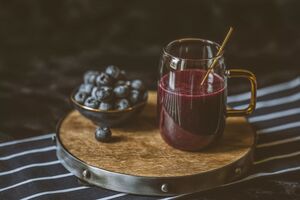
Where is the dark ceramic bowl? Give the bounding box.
[70,89,148,127]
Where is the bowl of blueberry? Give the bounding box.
[71,65,148,127]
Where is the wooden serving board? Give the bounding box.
[58,91,255,178]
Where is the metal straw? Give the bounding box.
[200,27,234,85]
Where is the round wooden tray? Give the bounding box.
[56,91,255,196]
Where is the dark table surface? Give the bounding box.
[1,1,300,199]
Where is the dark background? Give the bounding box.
[1,1,300,199]
[1,0,300,138]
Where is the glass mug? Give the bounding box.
[157,38,257,151]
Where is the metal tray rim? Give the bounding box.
[55,112,254,196]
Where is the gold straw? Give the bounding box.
[200,27,234,85]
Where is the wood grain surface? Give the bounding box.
[59,91,254,177]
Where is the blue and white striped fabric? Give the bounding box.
[1,77,300,200]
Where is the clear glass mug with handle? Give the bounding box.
[157,38,257,151]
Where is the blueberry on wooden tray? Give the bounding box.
[95,127,112,142]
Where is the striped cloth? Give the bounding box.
[1,76,300,200]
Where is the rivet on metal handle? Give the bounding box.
[82,169,91,179]
[161,183,169,193]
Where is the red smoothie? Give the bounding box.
[158,69,226,151]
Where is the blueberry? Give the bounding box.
[105,65,121,80]
[96,72,113,86]
[84,71,99,85]
[78,84,93,94]
[91,86,98,97]
[113,85,129,98]
[130,79,145,91]
[92,86,113,101]
[115,99,130,110]
[99,102,114,111]
[84,96,99,109]
[95,127,112,142]
[74,91,88,104]
[129,89,141,105]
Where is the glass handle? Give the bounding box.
[226,69,257,116]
